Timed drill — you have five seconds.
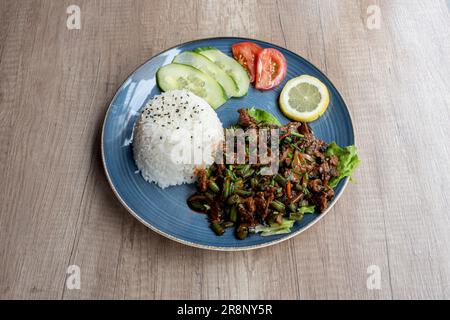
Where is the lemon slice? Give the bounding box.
[279,75,330,122]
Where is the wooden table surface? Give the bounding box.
[1,0,449,300]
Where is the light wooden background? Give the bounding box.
[0,0,449,300]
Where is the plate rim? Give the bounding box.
[101,36,355,251]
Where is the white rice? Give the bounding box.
[133,90,223,188]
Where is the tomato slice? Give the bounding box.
[232,42,263,83]
[255,48,287,90]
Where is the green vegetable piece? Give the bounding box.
[227,194,242,205]
[290,131,304,138]
[325,142,360,188]
[223,177,231,198]
[208,180,220,193]
[229,206,238,223]
[246,108,282,126]
[270,200,285,212]
[288,203,297,213]
[289,212,304,221]
[211,223,225,236]
[235,225,249,240]
[253,219,295,236]
[235,189,252,197]
[298,205,315,214]
[274,174,287,186]
[222,221,234,228]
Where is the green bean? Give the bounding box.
[189,201,205,211]
[223,177,231,198]
[204,192,215,201]
[206,166,214,177]
[222,221,234,228]
[288,203,297,213]
[270,200,285,212]
[227,194,242,205]
[284,136,292,143]
[303,187,310,196]
[234,179,244,189]
[211,223,225,236]
[274,174,287,186]
[230,206,238,223]
[235,189,252,197]
[235,225,249,240]
[242,168,255,179]
[208,180,220,193]
[250,177,258,189]
[226,168,238,181]
[290,131,304,138]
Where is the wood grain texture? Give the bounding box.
[0,0,449,299]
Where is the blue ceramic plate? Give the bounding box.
[102,37,354,250]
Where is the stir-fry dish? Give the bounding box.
[187,109,359,239]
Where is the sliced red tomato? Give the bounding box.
[232,42,263,83]
[255,48,287,90]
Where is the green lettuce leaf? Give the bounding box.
[247,108,281,126]
[252,218,295,236]
[326,142,360,188]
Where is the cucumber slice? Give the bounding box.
[173,51,239,98]
[156,63,227,109]
[194,47,250,97]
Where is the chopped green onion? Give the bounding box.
[290,132,304,138]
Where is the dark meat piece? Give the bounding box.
[238,204,254,224]
[216,163,226,176]
[196,168,208,192]
[254,192,267,216]
[237,109,255,128]
[329,155,339,167]
[280,122,301,133]
[325,188,334,198]
[280,147,291,162]
[318,162,331,181]
[283,168,300,183]
[209,201,222,222]
[244,197,256,214]
[263,190,275,218]
[309,179,323,193]
[298,122,312,135]
[317,193,328,212]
